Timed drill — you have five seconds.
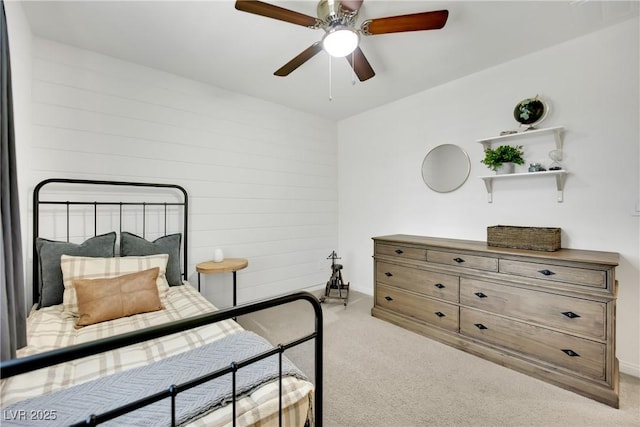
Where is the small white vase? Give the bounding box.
[496,162,515,175]
[213,248,224,262]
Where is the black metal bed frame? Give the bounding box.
[32,178,190,302]
[2,178,323,426]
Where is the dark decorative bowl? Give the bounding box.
[514,97,547,127]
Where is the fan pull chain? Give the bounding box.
[351,51,356,86]
[328,55,332,101]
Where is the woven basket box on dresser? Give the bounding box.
[487,225,561,252]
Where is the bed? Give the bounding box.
[0,178,322,426]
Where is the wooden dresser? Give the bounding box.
[371,234,619,407]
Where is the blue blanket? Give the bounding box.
[1,331,307,426]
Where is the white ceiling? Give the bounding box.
[20,0,639,121]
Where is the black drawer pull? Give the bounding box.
[562,349,580,357]
[395,249,404,254]
[474,323,488,330]
[385,272,393,277]
[538,269,556,276]
[384,296,393,301]
[434,283,445,289]
[435,312,446,318]
[474,292,488,298]
[562,311,581,319]
[453,257,465,263]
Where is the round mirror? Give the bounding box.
[421,144,471,193]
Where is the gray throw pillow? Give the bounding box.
[36,232,117,308]
[120,232,182,287]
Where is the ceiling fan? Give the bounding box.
[235,0,449,82]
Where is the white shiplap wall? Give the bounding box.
[25,37,338,306]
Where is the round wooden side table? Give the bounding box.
[196,258,248,307]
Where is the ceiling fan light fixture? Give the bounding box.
[322,26,359,57]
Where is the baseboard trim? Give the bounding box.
[303,283,325,294]
[619,359,640,378]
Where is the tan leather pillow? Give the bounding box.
[74,267,163,328]
[61,254,170,319]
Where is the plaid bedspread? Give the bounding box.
[2,331,307,426]
[0,284,313,427]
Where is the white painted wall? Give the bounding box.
[338,18,640,376]
[14,36,338,307]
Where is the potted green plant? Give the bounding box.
[481,144,525,174]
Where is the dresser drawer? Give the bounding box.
[376,284,459,332]
[460,308,606,380]
[427,250,498,272]
[460,278,606,340]
[376,261,459,302]
[499,259,607,289]
[376,243,426,261]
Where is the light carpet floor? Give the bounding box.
[238,290,639,427]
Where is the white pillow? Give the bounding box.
[60,254,170,318]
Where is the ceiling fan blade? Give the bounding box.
[235,1,318,28]
[345,47,375,82]
[362,10,449,35]
[340,0,364,12]
[274,43,324,76]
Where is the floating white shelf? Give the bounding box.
[477,125,565,151]
[479,170,568,203]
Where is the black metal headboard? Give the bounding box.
[32,178,188,304]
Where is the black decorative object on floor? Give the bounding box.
[320,251,350,307]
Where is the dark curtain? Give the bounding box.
[0,0,26,361]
